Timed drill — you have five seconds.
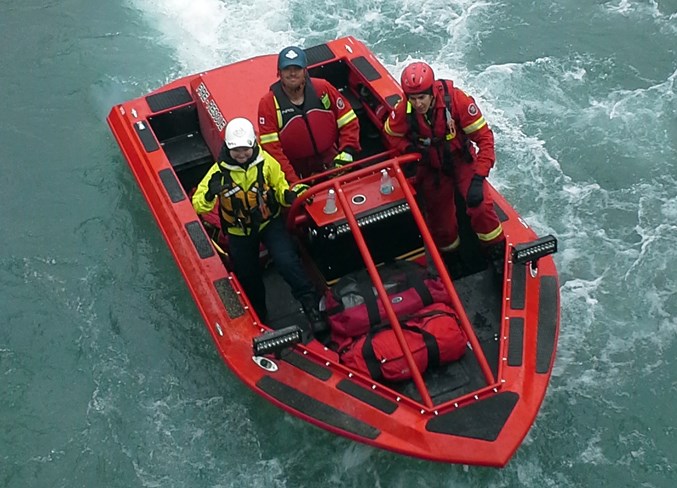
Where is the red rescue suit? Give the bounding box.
[258,77,361,184]
[385,79,504,250]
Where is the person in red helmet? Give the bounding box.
[258,46,362,188]
[384,61,506,275]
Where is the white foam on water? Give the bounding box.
[579,69,676,164]
[130,0,298,73]
[603,0,666,20]
[325,442,376,485]
[579,432,611,465]
[598,1,677,48]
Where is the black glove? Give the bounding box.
[205,172,225,201]
[403,144,418,154]
[466,174,485,208]
[283,189,297,205]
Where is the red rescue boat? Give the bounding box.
[107,36,560,467]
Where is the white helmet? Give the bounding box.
[224,117,256,149]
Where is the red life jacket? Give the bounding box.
[271,79,339,161]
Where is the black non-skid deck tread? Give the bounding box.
[134,121,159,152]
[213,278,245,318]
[146,86,193,113]
[336,379,399,414]
[257,375,380,440]
[158,168,186,203]
[185,220,214,259]
[351,56,382,82]
[283,351,332,381]
[385,94,402,109]
[305,44,335,66]
[510,264,526,310]
[494,202,509,222]
[507,317,524,367]
[426,391,519,441]
[536,276,558,373]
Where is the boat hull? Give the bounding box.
[107,36,560,467]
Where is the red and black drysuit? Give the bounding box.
[384,79,504,251]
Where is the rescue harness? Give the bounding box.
[406,80,473,173]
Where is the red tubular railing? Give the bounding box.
[298,149,399,185]
[391,163,495,384]
[286,152,495,408]
[332,182,434,407]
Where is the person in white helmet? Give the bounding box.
[192,117,324,335]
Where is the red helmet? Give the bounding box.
[401,62,435,95]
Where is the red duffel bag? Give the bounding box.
[323,261,451,340]
[340,303,467,382]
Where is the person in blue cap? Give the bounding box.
[257,46,361,188]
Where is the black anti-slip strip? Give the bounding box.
[158,169,186,203]
[145,87,192,113]
[257,376,380,439]
[536,276,558,374]
[134,121,159,152]
[510,263,526,310]
[336,379,398,414]
[185,221,214,259]
[426,392,519,441]
[284,352,332,381]
[507,318,524,367]
[494,202,509,222]
[352,56,381,81]
[213,278,245,318]
[385,94,401,109]
[305,44,335,66]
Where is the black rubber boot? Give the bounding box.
[486,240,506,277]
[442,251,464,280]
[299,294,328,342]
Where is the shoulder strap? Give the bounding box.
[440,80,453,121]
[359,279,381,326]
[361,333,384,381]
[440,80,454,147]
[359,312,447,381]
[405,102,420,142]
[255,161,276,211]
[401,263,434,306]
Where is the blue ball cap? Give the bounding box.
[278,46,307,70]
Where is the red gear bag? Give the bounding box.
[324,261,452,343]
[339,303,467,382]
